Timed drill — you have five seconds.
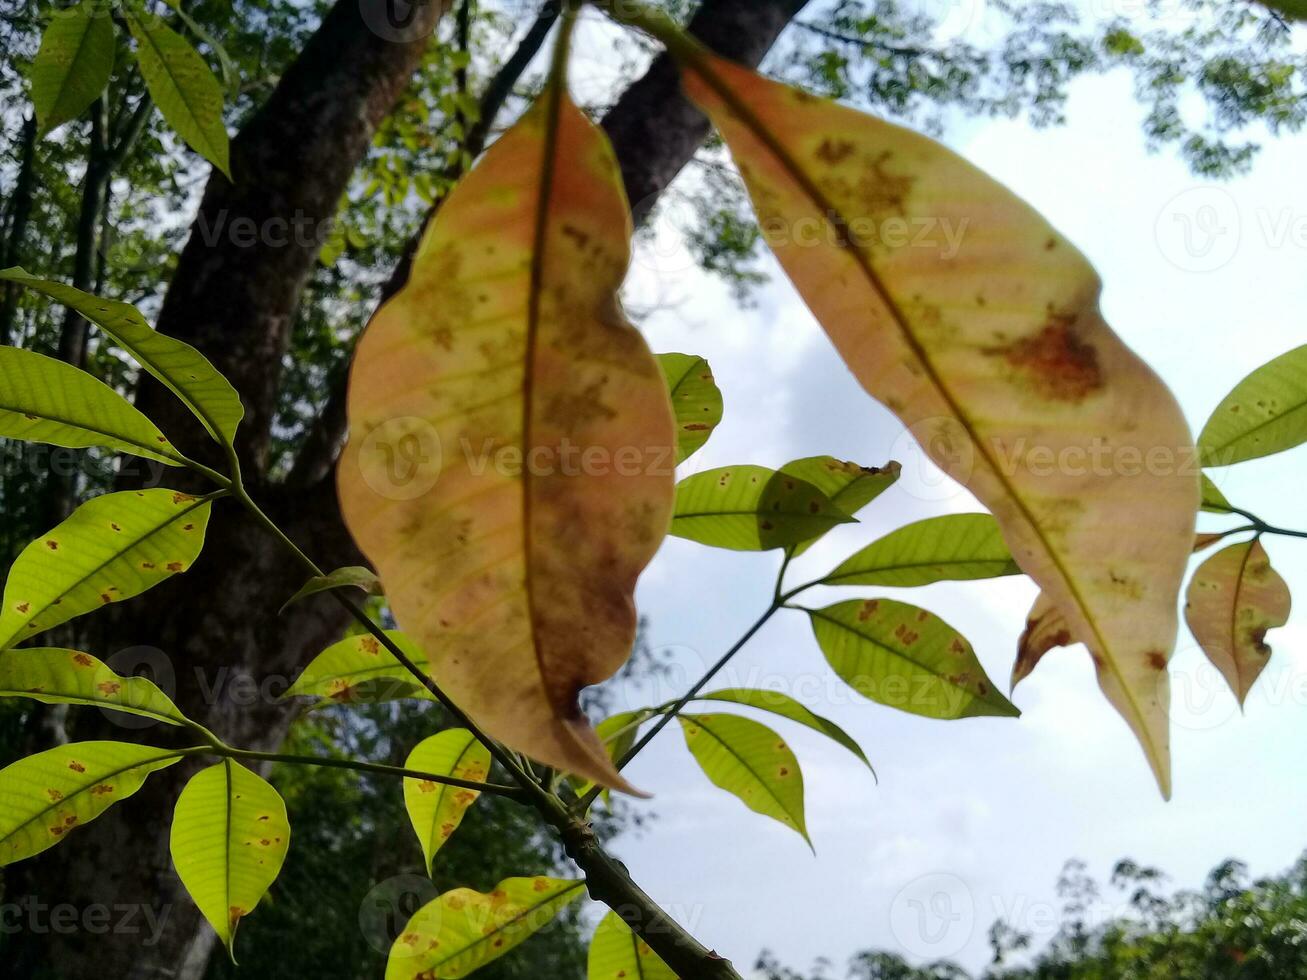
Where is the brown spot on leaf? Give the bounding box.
[68,760,86,773]
[73,654,93,667]
[166,562,183,573]
[45,540,58,550]
[96,681,121,696]
[985,315,1103,402]
[1147,651,1168,671]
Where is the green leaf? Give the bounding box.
[807,599,1018,720]
[0,488,212,651]
[1256,1,1307,21]
[0,345,187,465]
[695,688,873,772]
[1199,344,1307,466]
[0,741,183,865]
[280,565,381,613]
[670,465,855,551]
[778,456,900,555]
[568,710,649,803]
[386,877,585,980]
[0,648,188,727]
[657,352,723,464]
[124,9,230,177]
[28,1,115,136]
[170,760,290,956]
[0,269,243,447]
[678,713,809,845]
[822,513,1021,587]
[283,630,433,704]
[161,0,239,94]
[403,729,491,875]
[587,911,677,980]
[1200,474,1234,514]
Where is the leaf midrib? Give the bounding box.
[684,714,805,836]
[0,494,211,651]
[1,748,183,849]
[686,54,1157,770]
[426,881,585,970]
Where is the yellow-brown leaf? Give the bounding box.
[1185,539,1291,706]
[338,89,676,790]
[679,50,1198,796]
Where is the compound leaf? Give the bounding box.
[0,741,182,865]
[386,877,585,980]
[658,352,723,463]
[587,911,677,980]
[170,760,290,955]
[0,647,187,727]
[822,513,1021,587]
[0,269,243,447]
[0,344,186,465]
[1199,344,1307,466]
[807,599,1017,719]
[678,712,809,844]
[671,465,854,551]
[1185,539,1291,705]
[402,729,491,875]
[0,489,212,651]
[679,50,1195,796]
[29,1,115,136]
[339,83,675,791]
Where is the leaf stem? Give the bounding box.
[206,745,526,799]
[1219,505,1307,541]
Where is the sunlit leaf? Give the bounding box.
[0,648,188,727]
[569,710,649,804]
[670,465,854,551]
[339,84,675,791]
[0,489,212,651]
[1201,474,1234,514]
[0,269,244,447]
[402,729,491,875]
[162,0,240,94]
[280,565,381,613]
[658,352,723,463]
[28,1,115,136]
[1185,539,1291,705]
[696,687,872,772]
[0,741,182,865]
[680,50,1195,795]
[1199,344,1307,466]
[170,760,290,955]
[0,345,187,465]
[822,513,1020,587]
[386,877,585,980]
[779,455,899,555]
[124,8,231,177]
[1011,591,1072,691]
[807,599,1017,719]
[587,911,677,980]
[678,712,809,844]
[283,630,433,704]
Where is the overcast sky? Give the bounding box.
[556,5,1307,975]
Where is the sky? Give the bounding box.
[555,5,1307,976]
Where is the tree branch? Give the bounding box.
[133,0,453,479]
[289,0,809,486]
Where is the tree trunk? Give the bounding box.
[3,2,807,977]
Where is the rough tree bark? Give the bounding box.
[6,2,808,978]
